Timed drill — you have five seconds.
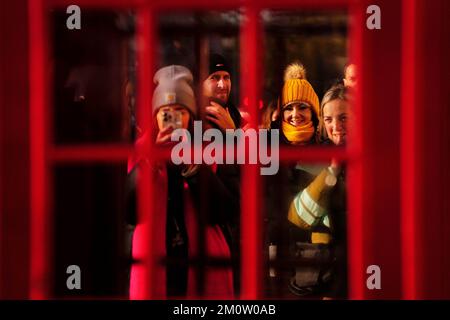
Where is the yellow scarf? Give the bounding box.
[282,120,315,145]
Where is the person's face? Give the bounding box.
[283,103,312,127]
[156,104,190,131]
[344,64,357,88]
[323,99,350,146]
[202,71,231,103]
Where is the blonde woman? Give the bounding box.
[288,84,352,298]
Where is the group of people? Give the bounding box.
[126,55,241,299]
[126,53,356,299]
[265,62,354,299]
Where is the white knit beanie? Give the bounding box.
[152,65,197,116]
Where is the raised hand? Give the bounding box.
[205,101,236,131]
[155,125,175,146]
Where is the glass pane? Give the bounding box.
[126,11,243,299]
[51,10,136,144]
[157,11,241,108]
[261,10,354,149]
[262,160,348,299]
[52,163,130,298]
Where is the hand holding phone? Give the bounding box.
[162,109,182,130]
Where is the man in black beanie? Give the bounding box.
[202,53,242,130]
[201,53,242,295]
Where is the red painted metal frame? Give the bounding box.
[48,145,133,163]
[29,0,52,299]
[47,0,352,10]
[0,42,2,300]
[346,0,364,300]
[135,5,154,300]
[239,3,262,299]
[29,0,366,300]
[400,0,421,300]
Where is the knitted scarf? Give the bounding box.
[282,120,315,145]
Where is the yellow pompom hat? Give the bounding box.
[281,62,319,118]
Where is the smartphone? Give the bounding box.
[162,109,182,129]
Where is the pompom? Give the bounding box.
[284,62,306,81]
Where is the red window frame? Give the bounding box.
[28,0,416,300]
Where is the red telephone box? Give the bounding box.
[1,0,449,299]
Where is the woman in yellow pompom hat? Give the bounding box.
[273,62,320,145]
[265,62,325,298]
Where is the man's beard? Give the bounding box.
[215,91,229,103]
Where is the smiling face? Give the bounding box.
[202,71,231,103]
[282,103,312,127]
[322,99,350,146]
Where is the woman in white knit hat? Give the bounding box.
[128,65,236,299]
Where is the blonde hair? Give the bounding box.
[317,84,353,143]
